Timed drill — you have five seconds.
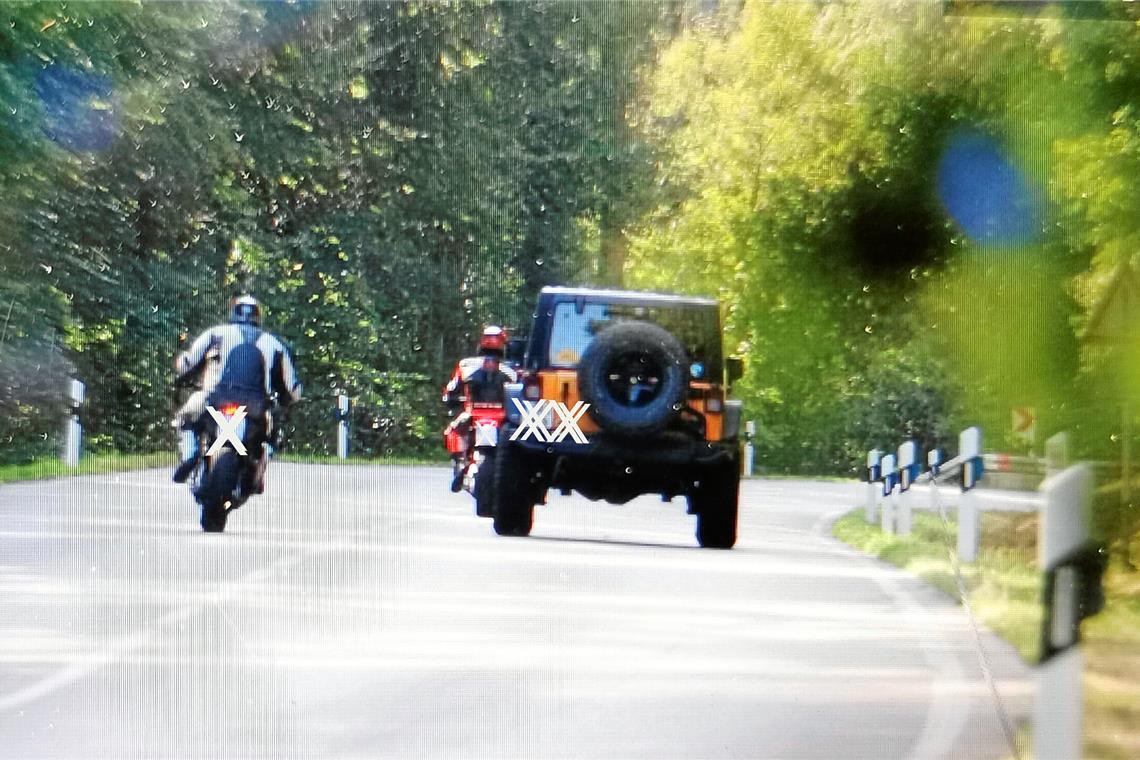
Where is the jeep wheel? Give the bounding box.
[474,451,495,518]
[691,461,739,549]
[577,320,687,437]
[492,444,534,537]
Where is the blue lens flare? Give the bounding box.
[936,131,1043,246]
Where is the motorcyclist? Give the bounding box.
[443,326,517,492]
[172,295,303,484]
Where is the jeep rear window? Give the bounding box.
[547,301,723,381]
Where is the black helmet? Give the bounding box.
[229,295,261,326]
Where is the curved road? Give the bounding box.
[0,465,1030,759]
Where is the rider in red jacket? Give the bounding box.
[443,326,518,492]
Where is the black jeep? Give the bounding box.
[491,287,743,548]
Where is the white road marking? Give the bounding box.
[811,507,984,760]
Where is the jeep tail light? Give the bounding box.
[704,385,724,413]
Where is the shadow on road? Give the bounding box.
[525,533,701,552]
[522,533,775,557]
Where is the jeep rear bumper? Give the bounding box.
[503,427,739,505]
[507,429,736,467]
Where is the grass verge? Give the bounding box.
[832,508,1140,760]
[0,451,446,485]
[1083,568,1140,760]
[751,473,855,483]
[0,451,175,485]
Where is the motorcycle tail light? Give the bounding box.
[219,402,242,417]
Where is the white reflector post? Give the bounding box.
[1036,648,1082,760]
[337,394,350,460]
[880,453,897,535]
[865,480,877,523]
[898,440,917,469]
[1045,432,1069,479]
[959,426,982,460]
[63,379,85,467]
[865,448,881,524]
[897,487,913,535]
[896,442,915,534]
[1040,465,1090,571]
[743,420,755,478]
[1034,464,1092,760]
[957,490,979,562]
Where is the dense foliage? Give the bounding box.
[2,1,1139,554]
[0,0,667,460]
[626,1,1130,479]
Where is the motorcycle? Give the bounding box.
[445,402,505,518]
[188,399,274,533]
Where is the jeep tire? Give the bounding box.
[691,460,740,549]
[577,320,687,437]
[492,443,534,537]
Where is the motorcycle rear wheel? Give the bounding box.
[199,449,240,533]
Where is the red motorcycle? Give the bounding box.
[445,402,506,517]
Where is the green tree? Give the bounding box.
[627,0,1083,474]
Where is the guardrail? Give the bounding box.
[865,427,985,551]
[862,427,1105,759]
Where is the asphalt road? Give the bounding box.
[0,465,1031,759]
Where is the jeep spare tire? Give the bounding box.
[577,320,687,436]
